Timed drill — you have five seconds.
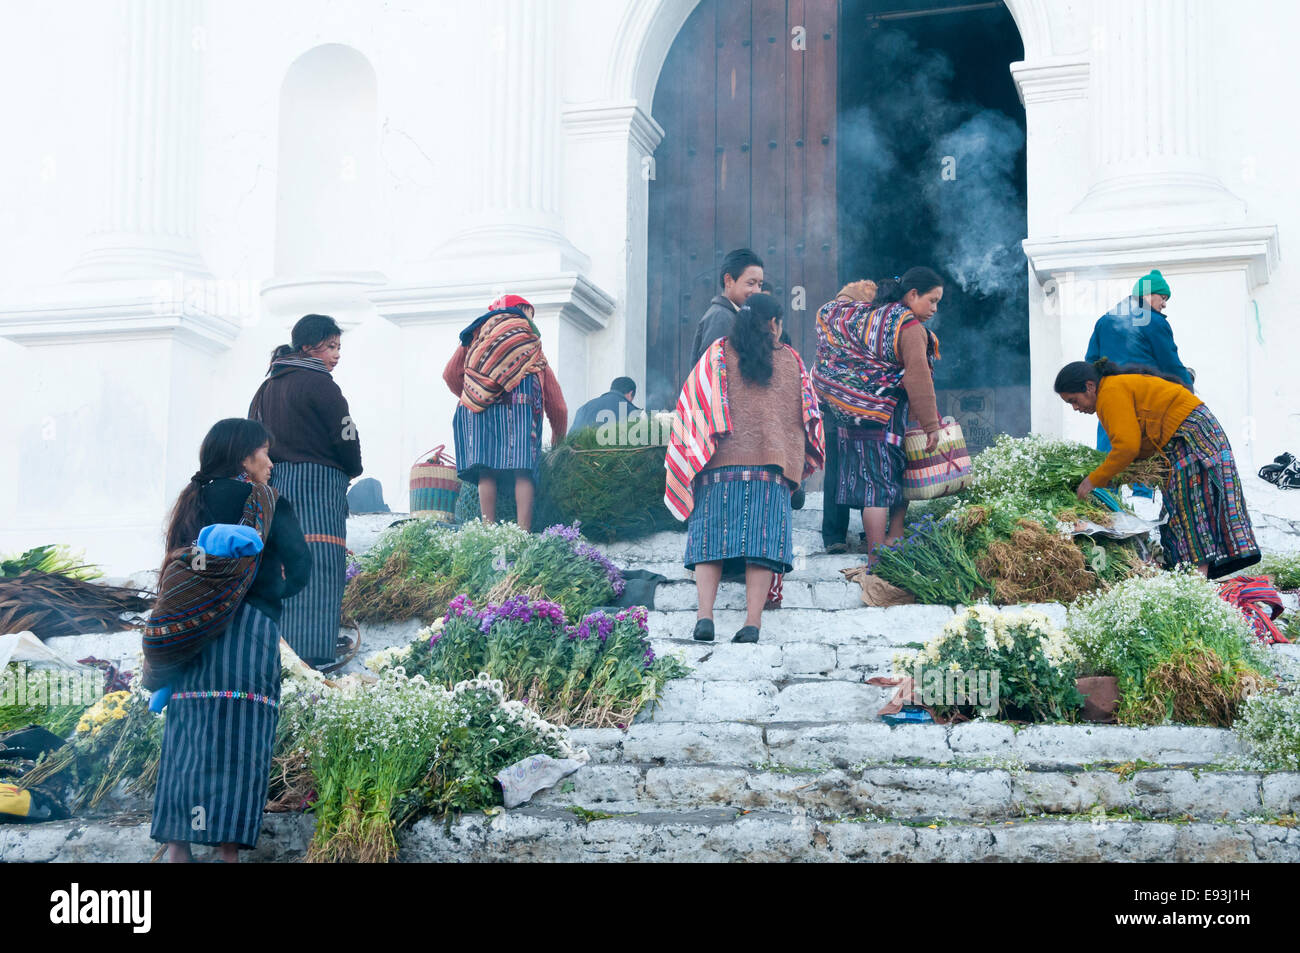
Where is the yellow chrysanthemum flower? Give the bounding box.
[75,690,131,735]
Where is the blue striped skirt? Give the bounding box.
[151,601,280,848]
[271,461,348,666]
[452,372,543,485]
[684,466,795,573]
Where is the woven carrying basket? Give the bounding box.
[410,445,459,520]
[902,417,973,501]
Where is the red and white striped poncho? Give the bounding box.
[665,338,825,520]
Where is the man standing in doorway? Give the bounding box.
[1086,268,1193,454]
[691,248,765,363]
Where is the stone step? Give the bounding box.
[567,722,1245,768]
[634,678,898,724]
[654,577,866,611]
[645,605,961,644]
[396,809,1300,862]
[650,638,898,683]
[529,762,1300,822]
[12,808,1297,863]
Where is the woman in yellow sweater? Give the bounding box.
[1054,359,1259,578]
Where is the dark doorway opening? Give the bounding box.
[838,0,1028,450]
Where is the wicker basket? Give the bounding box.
[409,445,459,521]
[902,417,973,501]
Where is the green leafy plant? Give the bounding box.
[1,544,102,581]
[879,436,1151,606]
[1235,690,1300,770]
[1067,570,1271,726]
[281,668,571,863]
[872,514,990,604]
[892,606,1083,722]
[343,519,622,624]
[1257,553,1300,591]
[0,666,100,737]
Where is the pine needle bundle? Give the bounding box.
[0,571,152,638]
[534,427,676,542]
[975,519,1098,604]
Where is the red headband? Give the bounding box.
[491,294,533,312]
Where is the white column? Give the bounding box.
[69,0,211,281]
[443,0,586,275]
[1075,0,1243,222]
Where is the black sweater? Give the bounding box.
[249,366,364,478]
[200,480,313,623]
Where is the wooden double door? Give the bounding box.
[646,0,838,410]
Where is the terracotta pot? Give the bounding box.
[1077,676,1119,724]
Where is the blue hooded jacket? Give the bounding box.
[1085,296,1193,451]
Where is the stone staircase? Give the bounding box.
[8,495,1300,862]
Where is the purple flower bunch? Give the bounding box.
[574,542,626,597]
[541,521,627,597]
[446,593,475,621]
[574,610,616,643]
[542,522,583,544]
[642,644,656,669]
[446,592,569,635]
[345,557,363,582]
[615,605,649,632]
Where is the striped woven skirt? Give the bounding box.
[271,461,348,666]
[836,418,906,510]
[1159,405,1260,578]
[684,466,795,573]
[150,601,280,848]
[452,372,543,485]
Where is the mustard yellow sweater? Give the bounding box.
[1089,374,1202,487]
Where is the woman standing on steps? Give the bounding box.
[1055,358,1259,578]
[816,268,945,565]
[150,418,312,862]
[443,293,567,532]
[665,293,825,645]
[249,314,362,669]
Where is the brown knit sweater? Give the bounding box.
[898,321,941,433]
[705,342,806,483]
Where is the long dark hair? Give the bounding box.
[1054,357,1186,393]
[732,293,782,386]
[269,313,342,368]
[874,266,945,305]
[162,419,274,565]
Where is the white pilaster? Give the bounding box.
[439,0,587,276]
[68,0,212,282]
[1072,0,1244,225]
[562,101,664,407]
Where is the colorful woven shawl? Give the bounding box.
[141,483,277,690]
[665,339,825,520]
[460,308,548,413]
[1218,576,1289,644]
[812,300,937,427]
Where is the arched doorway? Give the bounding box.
[645,0,1028,449]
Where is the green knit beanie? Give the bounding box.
[1133,269,1171,299]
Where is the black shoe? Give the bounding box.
[732,626,760,644]
[824,542,849,555]
[692,618,715,642]
[791,487,806,510]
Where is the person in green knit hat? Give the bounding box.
[1085,268,1194,469]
